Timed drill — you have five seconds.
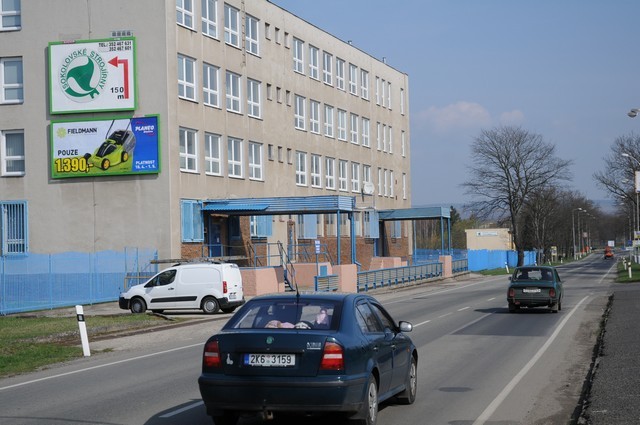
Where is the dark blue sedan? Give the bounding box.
[198,292,418,425]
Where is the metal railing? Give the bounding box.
[357,262,443,292]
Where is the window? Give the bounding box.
[176,0,194,29]
[378,167,383,195]
[0,57,22,103]
[376,122,382,150]
[401,130,406,157]
[179,127,198,172]
[349,63,358,95]
[296,151,307,186]
[360,69,369,100]
[1,201,27,255]
[248,141,263,180]
[325,214,336,237]
[226,70,241,113]
[245,14,260,55]
[178,55,196,101]
[350,113,359,144]
[388,126,393,153]
[201,0,218,38]
[361,118,370,147]
[351,162,360,192]
[1,0,21,31]
[264,23,271,40]
[181,200,203,242]
[381,79,386,107]
[1,129,24,176]
[224,3,240,47]
[364,210,379,238]
[375,77,380,105]
[203,63,219,107]
[294,95,306,130]
[338,159,348,191]
[363,165,372,187]
[293,38,304,74]
[309,45,319,79]
[227,136,243,178]
[387,81,392,109]
[325,157,335,190]
[402,173,407,200]
[337,109,347,141]
[390,170,394,197]
[250,216,272,237]
[339,213,350,236]
[324,104,334,138]
[309,100,320,134]
[400,88,405,115]
[310,154,321,188]
[353,211,362,237]
[322,52,333,85]
[297,215,318,239]
[247,78,261,118]
[392,221,402,239]
[336,58,345,90]
[204,133,221,175]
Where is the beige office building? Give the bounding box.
[0,0,411,266]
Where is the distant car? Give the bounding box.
[604,247,614,259]
[198,292,418,425]
[507,265,563,313]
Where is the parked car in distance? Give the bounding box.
[198,292,418,425]
[118,262,244,314]
[604,246,614,259]
[507,265,563,313]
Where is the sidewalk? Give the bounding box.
[581,284,640,424]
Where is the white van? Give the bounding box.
[119,263,244,314]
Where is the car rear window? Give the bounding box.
[227,300,339,331]
[514,268,553,281]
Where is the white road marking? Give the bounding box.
[458,307,470,311]
[471,295,590,425]
[160,401,204,418]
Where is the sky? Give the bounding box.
[271,0,640,209]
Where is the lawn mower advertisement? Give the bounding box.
[51,116,159,178]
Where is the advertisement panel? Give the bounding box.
[49,37,137,114]
[51,116,160,179]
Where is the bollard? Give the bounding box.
[505,262,509,274]
[76,305,91,357]
[629,265,633,279]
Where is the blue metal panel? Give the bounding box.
[378,206,450,220]
[202,195,355,215]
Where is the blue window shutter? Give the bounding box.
[365,211,379,238]
[304,214,317,238]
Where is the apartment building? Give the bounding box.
[0,0,412,268]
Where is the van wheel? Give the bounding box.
[130,298,146,314]
[202,297,220,314]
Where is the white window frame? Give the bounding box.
[293,38,304,74]
[0,57,23,104]
[247,78,261,118]
[324,104,334,138]
[400,88,406,115]
[375,77,380,105]
[309,45,319,80]
[351,162,360,193]
[337,109,347,141]
[322,52,333,85]
[381,79,386,107]
[1,0,21,31]
[325,157,335,190]
[180,127,198,173]
[310,154,322,188]
[401,130,406,157]
[350,113,359,144]
[1,129,25,176]
[296,151,307,186]
[349,63,358,95]
[363,165,372,187]
[387,81,392,109]
[245,14,260,56]
[338,160,348,192]
[203,62,219,107]
[224,3,240,47]
[294,95,306,130]
[309,100,320,134]
[226,70,241,113]
[178,55,196,101]
[390,170,395,197]
[402,173,407,200]
[376,122,382,151]
[248,141,263,180]
[204,132,222,176]
[201,0,218,38]
[227,136,243,178]
[177,0,194,29]
[361,118,370,147]
[388,126,393,153]
[336,58,345,90]
[360,69,369,100]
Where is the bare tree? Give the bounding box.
[593,132,640,212]
[462,126,572,266]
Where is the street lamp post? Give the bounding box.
[572,207,582,261]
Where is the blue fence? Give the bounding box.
[467,249,536,271]
[0,248,158,315]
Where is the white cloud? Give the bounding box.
[414,101,491,134]
[499,109,525,125]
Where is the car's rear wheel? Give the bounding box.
[211,411,239,425]
[130,298,146,314]
[202,296,220,314]
[352,374,378,425]
[396,355,417,404]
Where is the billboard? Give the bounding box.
[49,37,137,114]
[51,115,160,179]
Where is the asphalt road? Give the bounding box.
[0,255,618,425]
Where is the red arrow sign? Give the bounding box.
[108,56,130,99]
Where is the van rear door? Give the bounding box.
[223,264,243,301]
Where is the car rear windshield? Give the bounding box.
[226,300,340,331]
[513,268,553,281]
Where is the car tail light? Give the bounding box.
[320,341,344,371]
[549,288,556,298]
[203,340,221,368]
[508,288,515,297]
[223,281,228,294]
